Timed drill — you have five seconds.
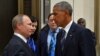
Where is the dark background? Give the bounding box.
[0,0,40,55]
[0,0,18,55]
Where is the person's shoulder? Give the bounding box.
[9,35,26,47]
[72,22,85,31]
[85,28,94,33]
[40,24,49,32]
[73,22,93,32]
[4,36,24,50]
[85,28,95,37]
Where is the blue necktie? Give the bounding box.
[48,31,56,56]
[27,38,36,52]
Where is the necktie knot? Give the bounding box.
[52,30,56,36]
[52,30,56,33]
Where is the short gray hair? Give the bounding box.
[54,1,73,16]
[12,14,24,30]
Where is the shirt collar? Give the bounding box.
[50,28,60,33]
[14,32,27,43]
[63,20,73,34]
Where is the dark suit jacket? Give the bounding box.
[61,22,96,56]
[38,25,64,56]
[3,35,34,56]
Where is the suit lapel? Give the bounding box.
[64,22,76,47]
[55,29,65,56]
[44,31,48,53]
[43,26,50,54]
[13,35,34,55]
[21,40,34,55]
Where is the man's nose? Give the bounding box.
[33,26,36,30]
[31,25,34,30]
[52,20,55,23]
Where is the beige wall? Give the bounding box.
[40,0,44,28]
[74,0,94,31]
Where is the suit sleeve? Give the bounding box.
[3,45,26,56]
[13,46,26,56]
[79,29,96,56]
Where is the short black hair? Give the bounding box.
[29,16,38,22]
[48,13,54,20]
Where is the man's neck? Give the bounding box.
[14,32,27,43]
[63,17,72,28]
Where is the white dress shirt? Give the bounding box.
[14,32,27,43]
[63,20,73,39]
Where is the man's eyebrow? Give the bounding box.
[52,13,57,15]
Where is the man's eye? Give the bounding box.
[49,19,53,22]
[28,23,32,26]
[53,13,57,15]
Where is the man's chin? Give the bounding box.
[31,32,34,34]
[57,24,61,27]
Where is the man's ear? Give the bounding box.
[16,23,22,29]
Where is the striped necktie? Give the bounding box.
[48,31,56,56]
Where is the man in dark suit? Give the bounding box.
[53,1,96,56]
[38,13,64,56]
[77,18,96,46]
[3,14,34,56]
